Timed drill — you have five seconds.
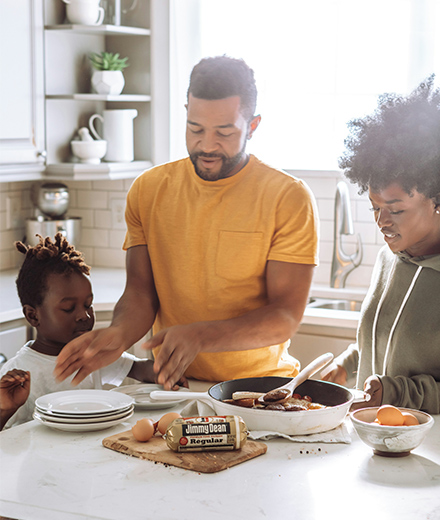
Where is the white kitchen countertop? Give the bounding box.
[0,268,362,329]
[0,383,438,520]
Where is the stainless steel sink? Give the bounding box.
[307,298,362,312]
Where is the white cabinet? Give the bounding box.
[0,325,29,365]
[43,0,154,180]
[0,0,46,179]
[0,0,170,182]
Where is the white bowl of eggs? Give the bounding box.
[350,405,434,457]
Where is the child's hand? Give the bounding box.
[0,369,31,413]
[321,363,347,386]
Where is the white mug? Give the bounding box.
[89,109,138,162]
[64,0,105,25]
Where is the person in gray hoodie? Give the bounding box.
[323,76,440,414]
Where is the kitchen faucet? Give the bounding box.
[330,181,363,288]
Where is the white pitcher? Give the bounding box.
[63,0,105,25]
[89,109,138,162]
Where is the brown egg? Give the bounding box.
[402,411,419,426]
[132,418,155,442]
[376,405,404,426]
[157,412,182,435]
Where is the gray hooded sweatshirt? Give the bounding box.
[335,245,440,414]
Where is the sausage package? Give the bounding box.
[165,415,248,452]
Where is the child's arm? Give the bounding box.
[0,370,31,431]
[127,359,188,389]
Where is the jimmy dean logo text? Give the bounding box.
[182,423,231,435]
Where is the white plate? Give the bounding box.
[35,389,134,415]
[110,384,190,409]
[35,402,133,419]
[33,405,134,424]
[33,409,134,432]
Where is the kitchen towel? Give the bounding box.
[180,400,352,444]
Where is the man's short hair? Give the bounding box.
[187,56,257,121]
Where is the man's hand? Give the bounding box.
[54,327,128,385]
[144,323,208,390]
[350,375,383,411]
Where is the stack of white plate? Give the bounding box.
[33,389,134,432]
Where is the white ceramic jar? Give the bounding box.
[63,0,104,25]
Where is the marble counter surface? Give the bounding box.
[0,383,439,520]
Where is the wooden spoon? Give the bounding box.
[257,352,334,404]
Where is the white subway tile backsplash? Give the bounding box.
[1,171,385,288]
[109,229,126,247]
[79,246,94,266]
[354,221,377,244]
[319,219,333,240]
[356,198,374,222]
[70,208,94,227]
[81,228,109,248]
[303,177,338,199]
[77,189,108,209]
[92,180,125,191]
[0,250,13,271]
[317,198,333,220]
[95,209,112,229]
[94,247,125,268]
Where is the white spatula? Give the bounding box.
[257,352,334,404]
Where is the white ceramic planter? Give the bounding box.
[91,70,125,95]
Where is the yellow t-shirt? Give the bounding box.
[123,155,319,381]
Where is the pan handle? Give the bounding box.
[149,390,208,402]
[350,389,371,403]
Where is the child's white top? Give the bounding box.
[0,341,135,429]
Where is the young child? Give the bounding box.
[0,233,187,430]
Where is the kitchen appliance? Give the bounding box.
[89,109,138,162]
[25,183,82,246]
[32,182,69,218]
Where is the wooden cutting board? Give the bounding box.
[102,430,267,473]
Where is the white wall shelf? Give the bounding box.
[45,160,152,180]
[45,24,151,36]
[46,94,151,102]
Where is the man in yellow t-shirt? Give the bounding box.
[55,56,319,389]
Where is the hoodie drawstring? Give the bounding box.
[371,258,423,376]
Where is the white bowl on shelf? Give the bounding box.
[71,140,107,164]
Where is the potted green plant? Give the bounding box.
[89,52,129,95]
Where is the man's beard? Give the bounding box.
[189,144,247,181]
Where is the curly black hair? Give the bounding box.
[15,233,91,308]
[339,75,440,198]
[187,55,257,121]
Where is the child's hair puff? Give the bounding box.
[15,233,90,308]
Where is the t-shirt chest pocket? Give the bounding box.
[216,231,264,281]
